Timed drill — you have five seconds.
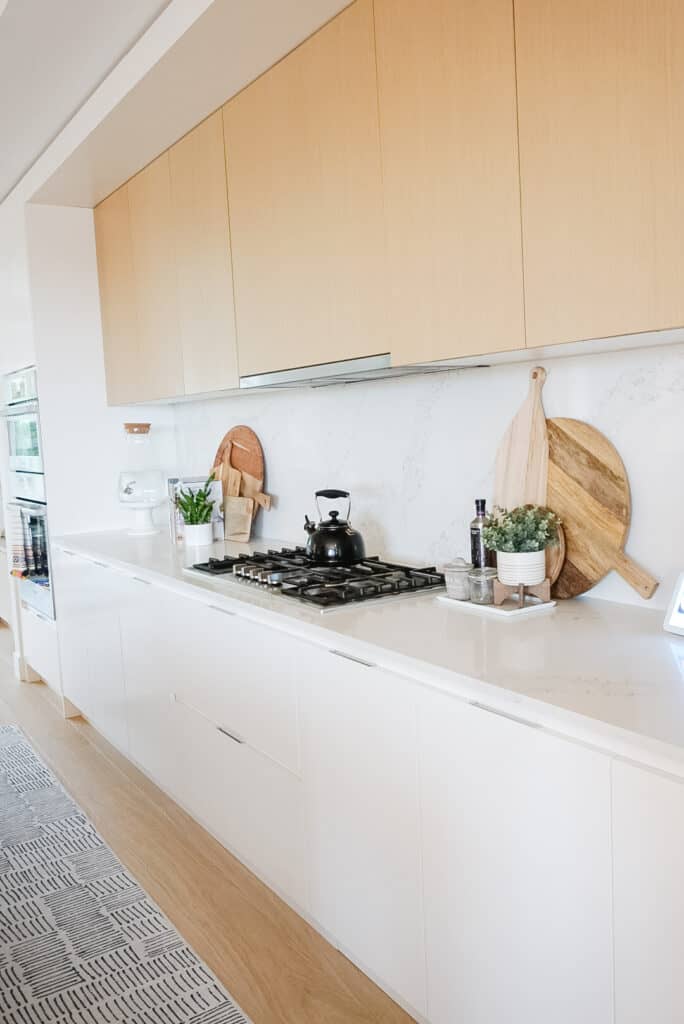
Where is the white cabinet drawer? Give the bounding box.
[120,583,307,910]
[21,604,60,690]
[299,648,426,1016]
[168,598,300,775]
[172,694,307,908]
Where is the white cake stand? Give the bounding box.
[123,500,164,536]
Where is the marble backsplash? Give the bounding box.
[173,340,684,609]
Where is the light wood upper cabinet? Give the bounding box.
[169,112,238,393]
[95,114,238,404]
[93,185,144,405]
[374,0,525,364]
[127,153,185,401]
[516,0,684,347]
[223,0,387,377]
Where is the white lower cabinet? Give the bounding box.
[299,651,426,1017]
[119,583,307,910]
[0,545,11,624]
[21,604,61,690]
[612,760,684,1024]
[56,547,656,1023]
[419,690,613,1024]
[53,549,130,752]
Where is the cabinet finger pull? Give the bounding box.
[216,725,245,745]
[469,701,540,730]
[131,576,152,586]
[329,649,375,668]
[208,605,236,617]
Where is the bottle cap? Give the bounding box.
[475,498,486,515]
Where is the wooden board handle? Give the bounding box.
[612,550,659,600]
[530,366,547,390]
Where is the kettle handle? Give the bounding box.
[315,489,350,499]
[315,489,351,521]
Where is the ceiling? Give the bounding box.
[0,0,171,203]
[31,0,350,209]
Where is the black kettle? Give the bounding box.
[304,489,366,566]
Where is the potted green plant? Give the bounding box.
[483,505,561,586]
[175,475,216,547]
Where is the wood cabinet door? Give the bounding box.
[127,152,185,400]
[223,0,387,377]
[419,691,613,1024]
[516,0,684,347]
[299,650,426,1016]
[374,0,525,364]
[93,185,143,404]
[169,111,239,395]
[612,760,684,1023]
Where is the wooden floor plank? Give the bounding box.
[0,625,414,1024]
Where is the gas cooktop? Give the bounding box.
[187,546,445,610]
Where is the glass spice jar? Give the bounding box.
[443,558,473,601]
[468,567,498,605]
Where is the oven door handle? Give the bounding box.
[1,400,39,418]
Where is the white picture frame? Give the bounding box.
[664,572,684,636]
[167,476,224,544]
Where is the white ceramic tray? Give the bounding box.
[436,593,556,620]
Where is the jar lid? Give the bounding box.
[444,558,473,572]
[468,567,497,579]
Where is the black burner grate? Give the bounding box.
[192,548,444,608]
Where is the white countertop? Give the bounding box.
[53,530,684,776]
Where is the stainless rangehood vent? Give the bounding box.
[239,354,484,390]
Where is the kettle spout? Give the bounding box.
[304,514,316,535]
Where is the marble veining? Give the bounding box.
[173,341,684,611]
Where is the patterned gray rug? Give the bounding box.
[0,724,251,1023]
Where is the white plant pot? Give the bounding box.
[184,522,214,547]
[496,549,546,587]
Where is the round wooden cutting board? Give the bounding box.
[214,426,264,478]
[212,426,266,523]
[546,418,657,600]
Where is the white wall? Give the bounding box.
[24,204,176,537]
[174,340,684,610]
[0,204,35,375]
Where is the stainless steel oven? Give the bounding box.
[5,401,43,474]
[7,500,54,620]
[2,367,46,503]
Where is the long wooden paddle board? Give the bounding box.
[494,367,549,510]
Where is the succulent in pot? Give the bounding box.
[176,474,216,547]
[483,504,561,587]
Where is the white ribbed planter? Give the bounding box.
[184,522,214,547]
[496,549,546,587]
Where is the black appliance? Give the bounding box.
[189,547,444,611]
[304,489,366,565]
